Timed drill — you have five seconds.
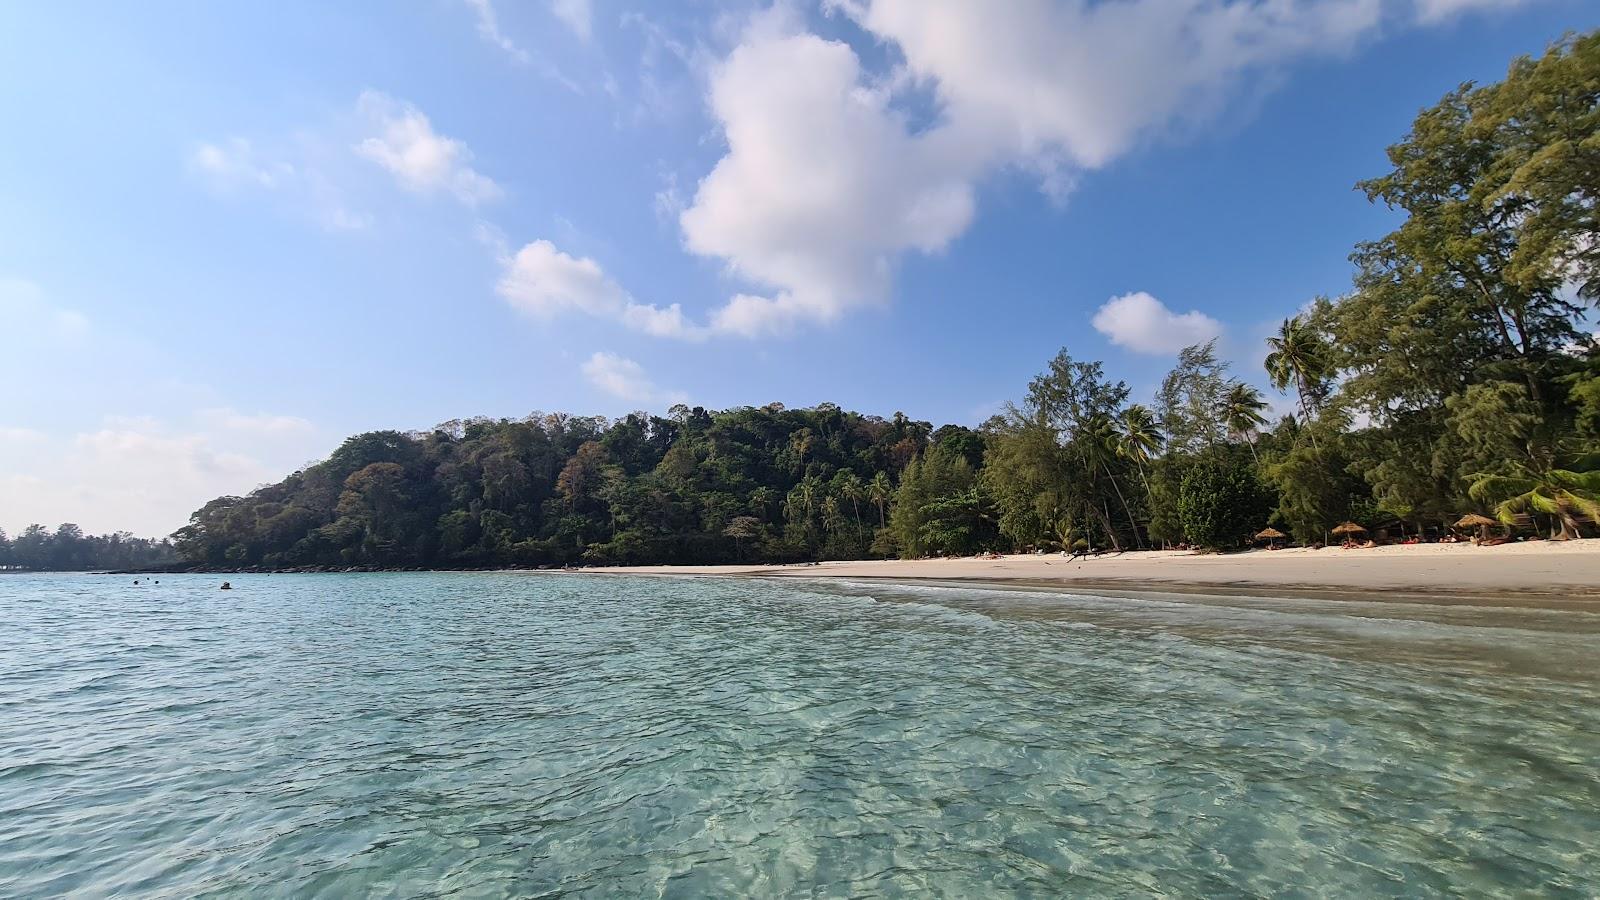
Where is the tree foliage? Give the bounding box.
[0,524,176,571]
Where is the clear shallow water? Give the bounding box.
[1,574,1596,898]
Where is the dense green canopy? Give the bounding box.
[0,524,176,572]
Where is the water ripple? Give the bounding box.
[0,573,1596,897]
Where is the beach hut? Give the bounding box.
[1254,527,1286,548]
[1455,513,1497,542]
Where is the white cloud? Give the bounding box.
[841,0,1382,170]
[550,0,593,41]
[497,239,628,317]
[673,0,1417,337]
[465,0,531,62]
[190,138,293,189]
[355,91,501,205]
[0,419,282,537]
[198,408,315,437]
[581,352,687,406]
[681,12,978,337]
[1414,0,1528,23]
[496,239,708,339]
[1091,291,1222,354]
[189,132,370,232]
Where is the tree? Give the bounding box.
[1115,404,1163,503]
[889,447,987,557]
[1177,452,1275,550]
[722,515,764,560]
[1222,382,1270,460]
[1469,464,1600,541]
[1158,340,1233,454]
[1026,350,1133,549]
[1264,316,1330,447]
[868,471,892,527]
[834,470,865,529]
[1473,33,1600,303]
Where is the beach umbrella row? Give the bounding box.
[1253,516,1503,547]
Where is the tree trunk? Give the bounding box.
[1296,381,1320,451]
[1101,462,1144,549]
[1090,500,1122,551]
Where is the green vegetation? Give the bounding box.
[171,34,1600,569]
[0,524,176,572]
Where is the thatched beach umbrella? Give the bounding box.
[1455,513,1497,542]
[1255,527,1286,548]
[1330,522,1366,541]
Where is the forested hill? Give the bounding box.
[174,407,991,570]
[173,34,1600,571]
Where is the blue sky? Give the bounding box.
[1,0,1594,536]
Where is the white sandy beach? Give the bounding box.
[596,540,1600,599]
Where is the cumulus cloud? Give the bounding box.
[1091,291,1222,354]
[355,91,501,205]
[681,14,978,337]
[465,0,531,62]
[550,0,593,41]
[671,0,1439,337]
[581,352,686,406]
[840,0,1382,170]
[495,239,707,339]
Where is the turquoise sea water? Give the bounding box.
[0,573,1596,897]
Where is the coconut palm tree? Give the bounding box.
[1223,382,1270,461]
[1082,414,1142,548]
[1468,464,1600,541]
[1264,316,1330,448]
[784,477,820,534]
[837,471,865,528]
[868,471,892,527]
[1115,405,1163,497]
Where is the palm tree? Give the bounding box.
[784,478,820,533]
[1264,316,1330,449]
[837,471,865,528]
[749,486,778,521]
[1223,382,1270,461]
[1084,414,1141,549]
[821,495,845,535]
[1468,464,1600,541]
[868,471,892,527]
[1115,405,1163,499]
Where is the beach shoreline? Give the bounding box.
[586,541,1600,603]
